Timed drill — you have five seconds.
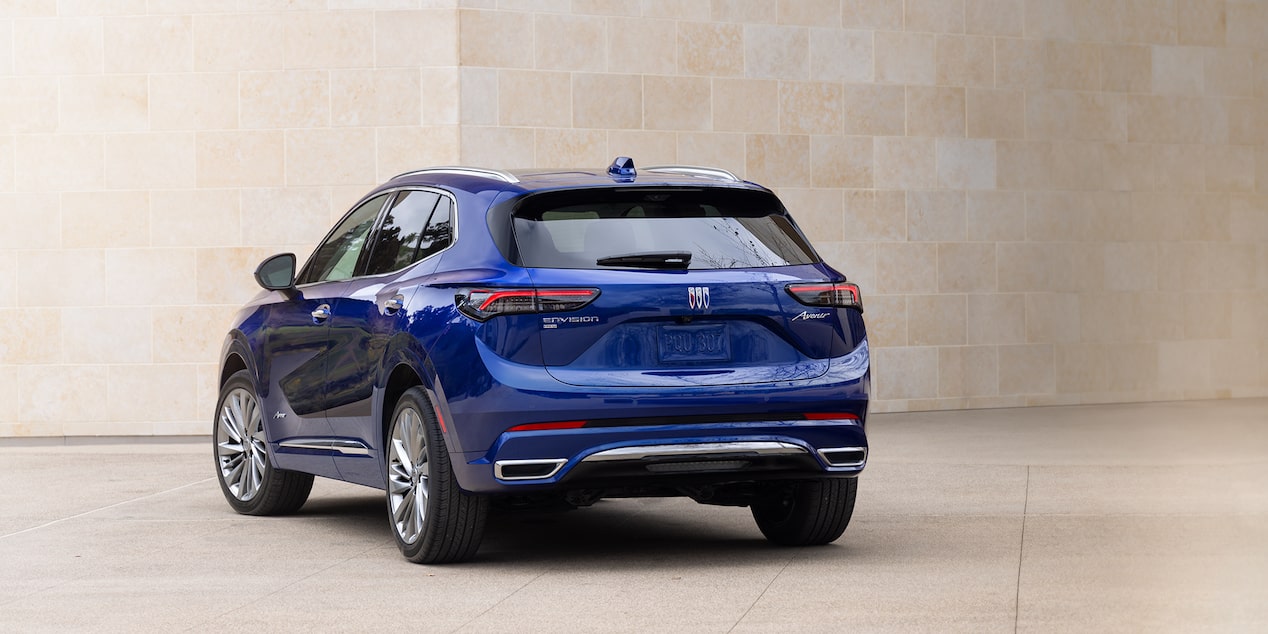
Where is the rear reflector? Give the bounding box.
[803,412,860,421]
[506,420,587,432]
[456,288,599,321]
[786,282,863,312]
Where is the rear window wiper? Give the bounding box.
[595,251,692,269]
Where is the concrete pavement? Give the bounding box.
[1,398,1266,632]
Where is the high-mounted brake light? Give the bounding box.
[455,288,600,321]
[786,282,863,312]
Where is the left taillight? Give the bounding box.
[455,288,600,321]
[786,282,863,312]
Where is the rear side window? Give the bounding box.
[511,188,818,270]
[362,190,454,276]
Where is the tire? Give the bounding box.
[751,478,857,546]
[386,387,488,564]
[213,370,313,515]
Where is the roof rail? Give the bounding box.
[643,164,742,182]
[392,166,520,184]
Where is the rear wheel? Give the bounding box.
[751,478,857,546]
[386,387,488,564]
[213,370,313,515]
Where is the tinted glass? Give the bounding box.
[297,194,389,285]
[512,189,818,270]
[417,196,453,261]
[363,190,443,276]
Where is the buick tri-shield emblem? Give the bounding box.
[688,286,710,310]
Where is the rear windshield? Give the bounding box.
[511,188,819,270]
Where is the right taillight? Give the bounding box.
[786,282,863,312]
[455,288,600,321]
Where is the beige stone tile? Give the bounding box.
[711,78,777,133]
[329,69,420,128]
[15,134,104,192]
[573,74,641,130]
[1102,243,1157,292]
[1027,90,1125,142]
[641,0,709,19]
[842,189,905,241]
[421,67,459,125]
[744,134,809,187]
[777,188,842,243]
[152,304,237,364]
[56,0,146,13]
[0,365,15,424]
[876,242,937,294]
[998,343,1054,394]
[743,24,808,80]
[1204,49,1253,98]
[965,0,1022,36]
[935,34,992,88]
[460,126,534,168]
[875,31,935,85]
[0,308,60,364]
[105,248,197,306]
[284,128,375,187]
[62,306,151,364]
[810,136,871,188]
[574,0,640,15]
[1184,291,1233,340]
[908,294,966,346]
[966,190,1024,241]
[1043,40,1100,91]
[0,251,14,308]
[874,137,936,189]
[906,86,964,138]
[998,242,1102,293]
[966,292,1024,344]
[195,246,277,305]
[675,132,745,176]
[939,345,997,397]
[1119,0,1180,45]
[644,75,710,131]
[61,191,148,249]
[862,294,905,347]
[499,70,571,128]
[841,0,903,29]
[239,70,329,129]
[1126,95,1206,143]
[282,10,373,69]
[905,0,964,33]
[938,242,994,293]
[1205,145,1255,193]
[775,0,837,25]
[533,129,608,169]
[606,131,676,165]
[534,13,605,72]
[13,17,102,74]
[808,28,872,83]
[842,83,905,136]
[677,20,742,76]
[375,9,457,68]
[709,0,775,22]
[460,9,531,68]
[103,15,191,73]
[15,248,103,308]
[148,0,236,13]
[195,131,284,188]
[1178,0,1226,46]
[1100,142,1153,191]
[192,13,285,71]
[1,193,58,250]
[239,187,331,248]
[1152,45,1204,95]
[1228,97,1267,146]
[150,189,240,248]
[1025,292,1080,344]
[1227,1,1268,48]
[0,135,11,192]
[906,189,965,242]
[815,241,875,291]
[873,345,938,400]
[58,75,148,133]
[107,364,198,422]
[779,81,842,135]
[18,365,107,424]
[936,138,995,190]
[148,73,237,130]
[104,132,197,190]
[376,126,460,180]
[459,67,497,125]
[994,36,1043,90]
[0,77,57,133]
[0,19,9,73]
[966,88,1023,139]
[1101,44,1152,93]
[995,140,1052,190]
[605,17,675,75]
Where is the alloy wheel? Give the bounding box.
[387,407,430,545]
[216,387,268,502]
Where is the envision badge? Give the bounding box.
[688,286,710,310]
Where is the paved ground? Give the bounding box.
[1,398,1266,632]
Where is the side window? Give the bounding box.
[363,191,454,276]
[296,194,389,285]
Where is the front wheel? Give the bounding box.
[386,387,488,564]
[751,478,857,546]
[213,370,313,515]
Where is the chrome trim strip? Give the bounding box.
[494,459,568,481]
[279,439,371,456]
[816,446,868,468]
[643,164,742,182]
[393,166,520,184]
[581,441,807,463]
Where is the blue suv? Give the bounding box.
[214,158,870,563]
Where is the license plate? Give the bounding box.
[658,324,731,363]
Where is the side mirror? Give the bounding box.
[254,253,296,291]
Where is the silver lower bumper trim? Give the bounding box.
[580,441,808,463]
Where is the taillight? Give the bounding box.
[455,288,600,321]
[786,282,863,312]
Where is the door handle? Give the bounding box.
[311,304,332,323]
[382,294,405,315]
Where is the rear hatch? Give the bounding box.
[509,187,842,388]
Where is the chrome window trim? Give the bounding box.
[580,441,807,463]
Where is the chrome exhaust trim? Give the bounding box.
[494,458,567,481]
[817,446,868,468]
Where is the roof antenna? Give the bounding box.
[607,156,636,181]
